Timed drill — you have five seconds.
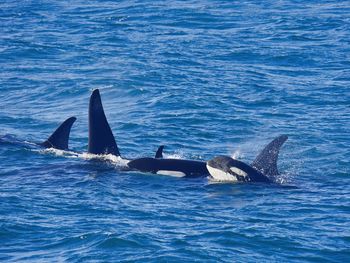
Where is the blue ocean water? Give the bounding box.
[1,0,350,261]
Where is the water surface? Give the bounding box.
[1,0,349,262]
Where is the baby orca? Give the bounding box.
[207,135,288,183]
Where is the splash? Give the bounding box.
[207,176,240,184]
[273,166,298,185]
[163,153,184,159]
[79,152,129,167]
[231,149,243,160]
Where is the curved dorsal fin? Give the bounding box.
[88,89,120,156]
[155,145,164,158]
[251,135,288,177]
[41,117,76,150]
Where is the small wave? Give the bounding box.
[0,134,37,148]
[208,172,294,185]
[207,177,237,184]
[98,235,143,249]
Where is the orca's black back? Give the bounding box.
[128,158,209,177]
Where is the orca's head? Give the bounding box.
[206,156,250,182]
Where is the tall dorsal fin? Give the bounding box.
[41,117,76,150]
[155,145,164,158]
[88,89,120,156]
[251,135,288,177]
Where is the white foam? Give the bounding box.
[39,148,78,157]
[274,171,294,184]
[38,148,129,168]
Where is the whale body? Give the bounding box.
[128,157,209,178]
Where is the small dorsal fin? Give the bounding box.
[41,117,76,150]
[251,135,288,177]
[88,89,120,156]
[155,145,164,158]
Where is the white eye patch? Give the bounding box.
[230,167,248,177]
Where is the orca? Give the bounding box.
[0,117,76,151]
[87,89,210,177]
[206,135,288,183]
[129,145,209,177]
[127,155,209,178]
